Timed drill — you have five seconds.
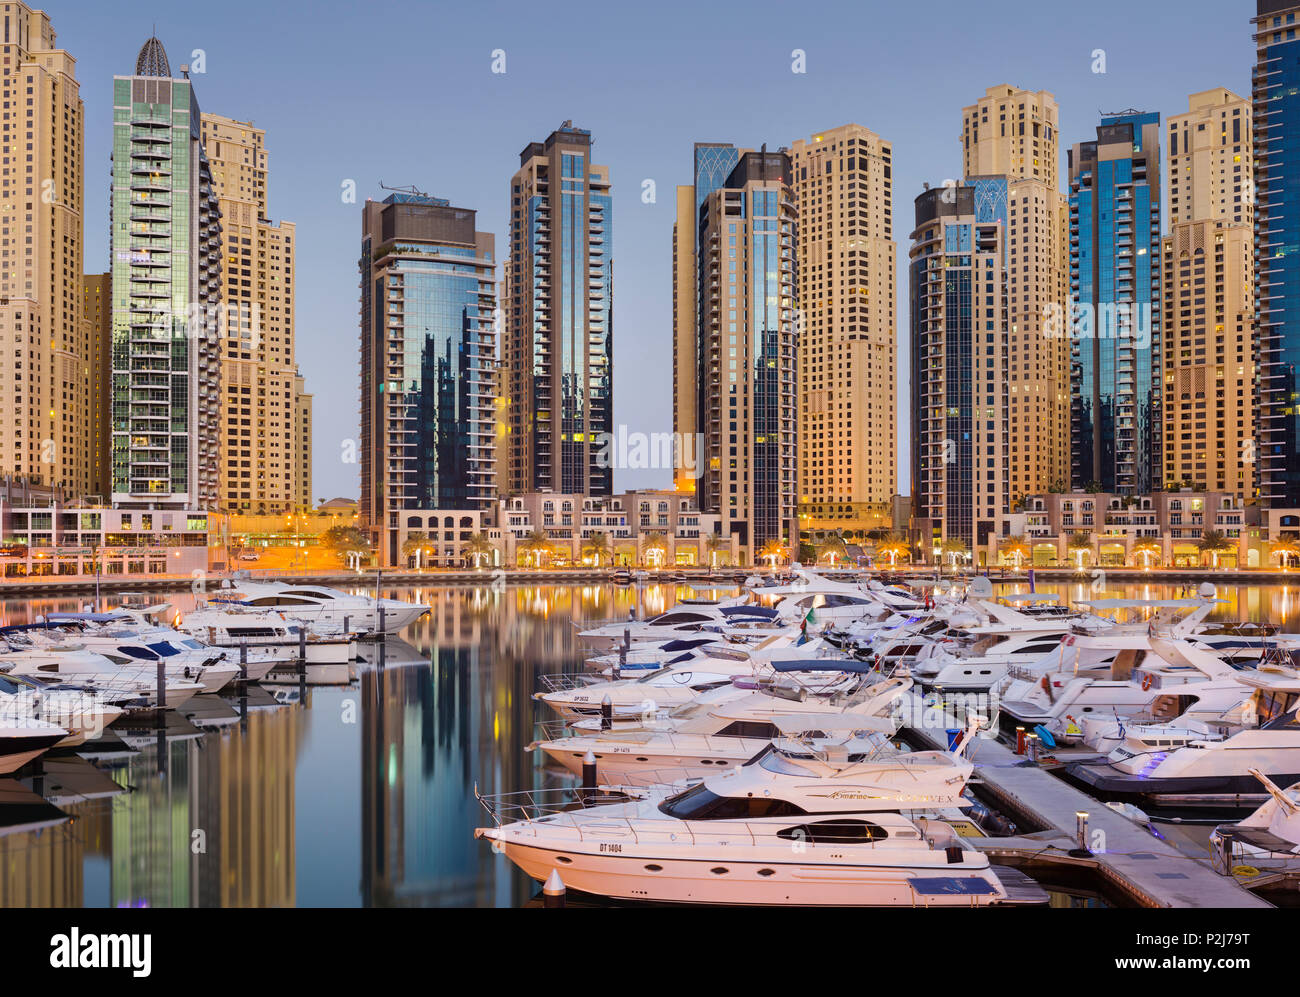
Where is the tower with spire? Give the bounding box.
[108,35,223,509]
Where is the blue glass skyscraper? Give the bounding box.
[1069,112,1162,495]
[1254,1,1300,507]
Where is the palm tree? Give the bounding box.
[758,539,788,570]
[1066,530,1094,571]
[461,532,494,569]
[518,530,552,568]
[998,534,1030,570]
[940,537,968,571]
[641,531,668,568]
[321,525,372,567]
[1271,539,1300,570]
[875,532,911,569]
[1132,539,1162,570]
[818,533,848,567]
[704,533,728,569]
[401,531,435,569]
[581,530,611,567]
[1197,529,1232,569]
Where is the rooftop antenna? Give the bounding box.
[378,181,430,198]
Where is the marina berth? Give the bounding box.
[175,606,357,666]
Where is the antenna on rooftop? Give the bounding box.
[379,181,430,198]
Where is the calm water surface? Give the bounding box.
[0,577,1296,907]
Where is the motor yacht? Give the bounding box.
[205,579,429,634]
[0,717,69,775]
[532,677,911,784]
[995,634,1238,742]
[1210,769,1300,868]
[0,669,125,747]
[477,719,1025,906]
[176,606,357,665]
[535,637,851,720]
[584,636,725,676]
[1066,663,1300,812]
[0,647,207,709]
[575,603,778,649]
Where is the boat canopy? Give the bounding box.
[719,605,779,619]
[768,658,875,674]
[42,611,134,623]
[659,637,717,652]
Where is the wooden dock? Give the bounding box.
[906,695,1272,908]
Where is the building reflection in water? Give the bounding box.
[2,577,1297,908]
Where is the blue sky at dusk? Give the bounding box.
[62,0,1251,500]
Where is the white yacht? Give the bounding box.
[533,678,911,784]
[1210,770,1300,867]
[0,717,69,775]
[584,636,725,676]
[0,670,124,747]
[575,603,779,649]
[995,634,1238,742]
[1066,664,1300,812]
[535,637,849,720]
[477,721,1024,906]
[206,580,429,634]
[0,647,207,709]
[176,606,356,665]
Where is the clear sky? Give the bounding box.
[61,0,1252,502]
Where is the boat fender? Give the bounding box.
[1032,725,1056,749]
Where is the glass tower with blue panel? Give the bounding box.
[359,194,497,563]
[1254,1,1300,506]
[1069,112,1161,494]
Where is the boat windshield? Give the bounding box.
[656,782,806,820]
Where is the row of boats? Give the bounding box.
[0,580,431,775]
[476,569,1300,906]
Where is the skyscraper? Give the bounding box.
[788,125,897,535]
[1253,1,1300,506]
[909,181,1009,558]
[504,123,612,496]
[688,147,799,559]
[1161,89,1254,497]
[0,3,90,496]
[200,112,310,514]
[673,143,740,494]
[359,192,497,565]
[109,37,223,508]
[961,85,1070,503]
[1069,111,1162,495]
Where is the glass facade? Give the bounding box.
[359,194,496,561]
[1069,113,1161,494]
[1255,3,1300,505]
[109,67,221,506]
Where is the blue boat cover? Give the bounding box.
[660,637,716,652]
[769,659,874,674]
[907,877,999,896]
[719,605,779,619]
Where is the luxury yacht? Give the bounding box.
[1210,770,1300,867]
[206,580,429,634]
[0,670,125,747]
[575,603,779,649]
[0,647,207,709]
[477,720,1023,906]
[1066,664,1300,812]
[995,634,1238,741]
[0,717,69,775]
[584,636,725,676]
[176,606,357,665]
[532,677,911,783]
[535,639,852,720]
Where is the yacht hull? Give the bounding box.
[491,839,1005,906]
[1065,761,1300,813]
[0,731,67,775]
